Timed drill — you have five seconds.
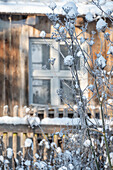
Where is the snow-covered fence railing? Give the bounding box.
[2,104,103,118]
[2,104,79,119]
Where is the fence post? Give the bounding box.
[43,134,48,160]
[62,135,65,151]
[44,106,48,118]
[13,105,18,117]
[3,132,8,156]
[13,133,17,158]
[3,105,8,116]
[23,106,27,117]
[54,134,58,157]
[63,108,68,117]
[33,133,37,157]
[54,108,58,118]
[33,107,38,116]
[23,133,27,158]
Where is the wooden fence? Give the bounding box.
[2,105,75,119]
[0,105,77,162]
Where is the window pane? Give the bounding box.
[32,79,50,104]
[60,45,69,70]
[60,45,80,70]
[60,80,77,105]
[31,43,50,70]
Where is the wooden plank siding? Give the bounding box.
[87,20,113,117]
[0,14,112,117]
[0,15,53,116]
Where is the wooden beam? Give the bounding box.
[0,124,77,134]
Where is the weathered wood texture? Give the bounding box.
[0,124,76,133]
[87,20,113,115]
[0,14,112,117]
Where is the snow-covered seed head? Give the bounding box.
[95,54,106,69]
[64,55,74,66]
[59,26,65,33]
[83,139,91,147]
[85,12,94,22]
[68,8,78,19]
[107,46,113,55]
[49,2,57,11]
[0,155,4,162]
[25,160,31,166]
[96,18,107,32]
[57,89,63,97]
[40,31,46,38]
[80,37,85,44]
[51,142,57,149]
[56,147,62,154]
[7,148,13,159]
[104,32,110,40]
[88,84,94,92]
[68,164,74,170]
[35,153,39,159]
[88,40,94,46]
[54,23,60,30]
[25,138,32,148]
[48,58,56,65]
[62,1,78,18]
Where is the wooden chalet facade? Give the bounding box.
[0,1,112,118]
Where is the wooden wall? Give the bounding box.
[0,14,112,117]
[87,19,113,116]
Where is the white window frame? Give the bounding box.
[29,38,88,106]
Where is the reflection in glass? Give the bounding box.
[60,80,78,105]
[32,79,50,104]
[31,43,50,70]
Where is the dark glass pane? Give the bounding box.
[60,80,77,105]
[60,45,69,70]
[32,79,50,104]
[31,43,50,70]
[60,45,80,70]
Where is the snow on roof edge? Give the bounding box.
[0,1,112,16]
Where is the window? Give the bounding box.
[60,44,80,70]
[29,39,85,106]
[87,113,91,118]
[31,43,50,70]
[95,112,100,119]
[60,80,78,105]
[32,79,50,104]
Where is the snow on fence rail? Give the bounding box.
[3,104,77,118]
[1,104,113,165]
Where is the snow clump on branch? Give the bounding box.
[83,139,91,147]
[25,138,32,148]
[95,53,106,69]
[49,2,57,11]
[7,148,13,159]
[40,31,46,38]
[96,18,107,32]
[85,12,94,22]
[62,1,78,19]
[107,46,113,55]
[64,55,74,66]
